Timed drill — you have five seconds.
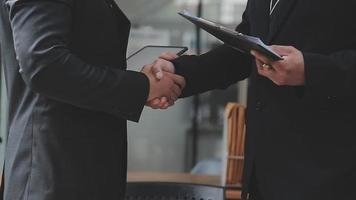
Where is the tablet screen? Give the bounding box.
[126,45,188,71]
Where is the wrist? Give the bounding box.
[141,72,155,102]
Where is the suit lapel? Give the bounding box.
[267,0,299,43]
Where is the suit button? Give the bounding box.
[256,101,263,111]
[327,95,336,100]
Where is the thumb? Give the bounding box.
[151,59,175,80]
[151,62,163,80]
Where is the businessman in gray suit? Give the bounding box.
[0,0,185,199]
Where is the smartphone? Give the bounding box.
[126,45,188,71]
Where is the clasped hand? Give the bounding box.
[141,52,184,109]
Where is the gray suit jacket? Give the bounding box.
[0,0,149,199]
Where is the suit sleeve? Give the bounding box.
[173,5,253,97]
[6,0,149,122]
[303,49,356,98]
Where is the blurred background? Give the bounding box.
[0,0,248,175]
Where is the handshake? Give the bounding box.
[141,52,186,109]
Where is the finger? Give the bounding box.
[269,54,291,72]
[256,58,277,72]
[255,59,265,70]
[270,45,294,56]
[167,99,175,107]
[141,64,153,73]
[251,50,272,66]
[149,104,160,109]
[257,64,277,80]
[166,73,186,89]
[171,84,182,100]
[151,98,161,106]
[253,51,286,72]
[146,98,161,109]
[158,98,172,110]
[160,52,178,61]
[169,92,179,103]
[161,102,170,110]
[157,97,169,108]
[270,61,286,72]
[163,98,176,109]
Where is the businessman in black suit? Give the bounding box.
[149,0,356,199]
[0,0,185,199]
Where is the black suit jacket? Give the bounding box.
[174,0,356,199]
[0,0,149,199]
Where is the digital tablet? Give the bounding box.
[126,45,188,71]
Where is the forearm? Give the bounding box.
[172,0,252,98]
[28,53,149,121]
[173,45,252,97]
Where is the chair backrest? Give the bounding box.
[125,182,225,200]
[223,103,246,186]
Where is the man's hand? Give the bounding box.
[141,64,185,109]
[145,52,181,109]
[151,52,178,80]
[251,45,305,86]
